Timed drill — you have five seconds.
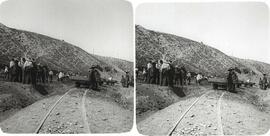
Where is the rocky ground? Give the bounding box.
[137,82,270,135]
[0,80,133,134]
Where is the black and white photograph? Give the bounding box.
[0,0,133,134]
[135,2,270,135]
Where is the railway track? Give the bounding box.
[81,89,91,133]
[34,88,91,134]
[166,90,225,136]
[217,92,225,135]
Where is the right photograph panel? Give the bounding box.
[135,2,270,135]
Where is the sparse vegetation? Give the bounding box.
[136,25,270,79]
[0,23,133,80]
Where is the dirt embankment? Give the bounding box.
[82,84,134,111]
[136,83,209,122]
[0,81,71,122]
[0,82,134,133]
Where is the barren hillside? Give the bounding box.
[0,23,133,79]
[136,25,270,77]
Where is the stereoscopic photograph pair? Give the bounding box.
[0,0,269,135]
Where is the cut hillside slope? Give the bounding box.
[0,23,132,80]
[136,25,270,77]
[94,55,133,74]
[233,57,270,76]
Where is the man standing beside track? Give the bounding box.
[227,67,237,93]
[88,65,100,90]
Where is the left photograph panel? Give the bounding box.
[0,0,134,134]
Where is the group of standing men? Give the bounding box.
[140,60,192,87]
[3,57,55,85]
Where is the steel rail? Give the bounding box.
[34,88,76,133]
[81,89,91,133]
[217,92,225,136]
[166,91,214,136]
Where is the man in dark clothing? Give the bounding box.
[21,58,26,82]
[227,68,237,93]
[186,72,191,85]
[31,60,37,86]
[10,59,19,82]
[88,66,100,90]
[159,60,163,86]
[43,66,49,83]
[149,62,157,84]
[162,68,168,86]
[146,61,152,84]
[180,68,185,86]
[36,64,42,83]
[168,61,174,87]
[18,58,24,82]
[125,71,130,88]
[262,74,268,90]
[49,70,54,83]
[174,66,182,86]
[23,58,33,84]
[155,60,162,85]
[121,75,126,87]
[161,62,170,86]
[181,66,187,85]
[259,78,263,89]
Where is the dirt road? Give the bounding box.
[0,86,133,134]
[137,86,270,135]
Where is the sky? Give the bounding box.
[0,0,133,61]
[136,2,270,64]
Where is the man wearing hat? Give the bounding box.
[88,65,100,90]
[227,67,237,93]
